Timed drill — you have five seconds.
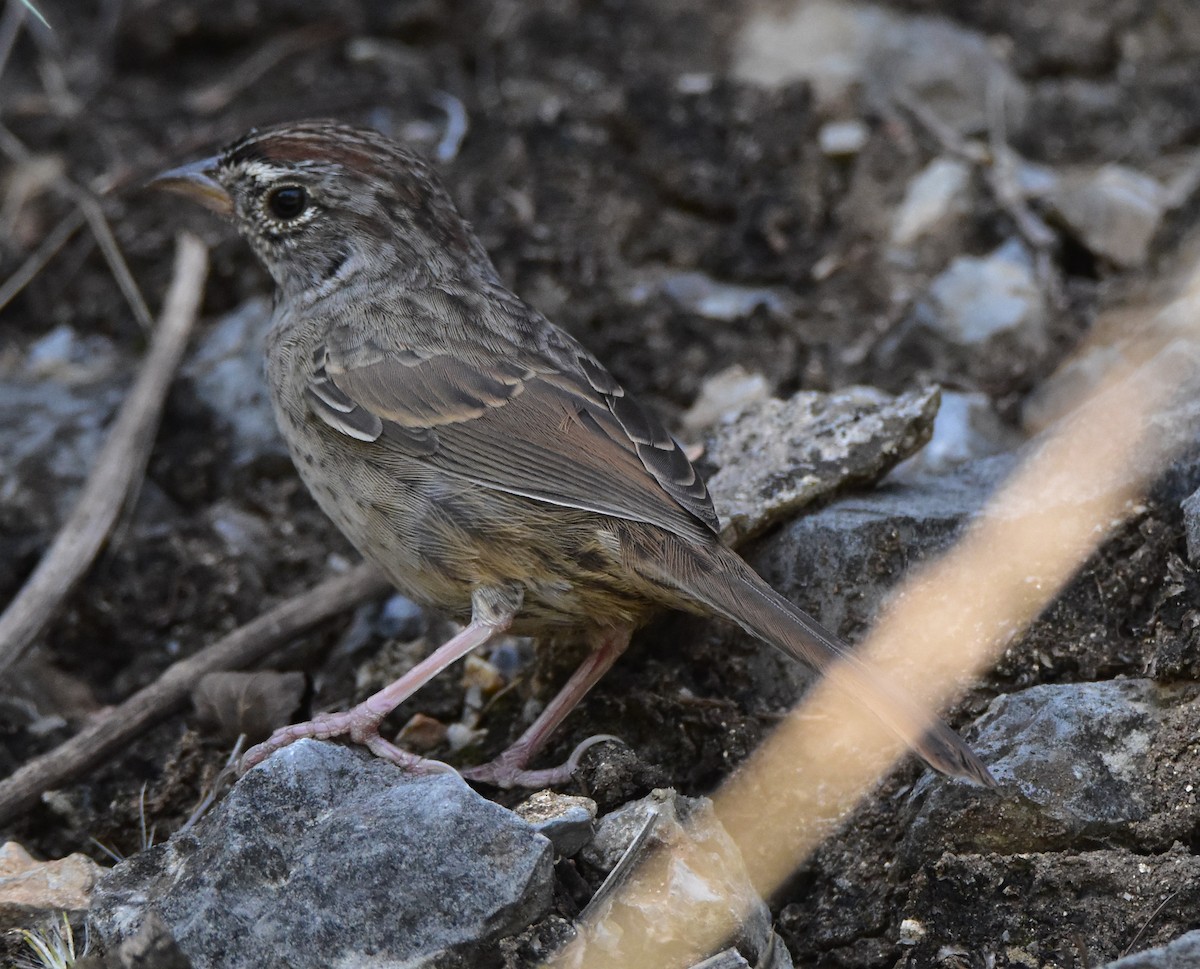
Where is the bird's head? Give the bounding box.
[152,120,491,301]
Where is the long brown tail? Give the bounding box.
[641,538,995,786]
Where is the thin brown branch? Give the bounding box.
[0,233,207,676]
[0,563,391,828]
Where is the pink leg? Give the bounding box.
[462,625,633,788]
[242,587,518,771]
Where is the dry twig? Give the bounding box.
[0,563,389,827]
[0,233,207,676]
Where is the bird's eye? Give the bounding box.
[266,185,308,220]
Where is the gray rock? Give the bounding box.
[0,373,125,534]
[748,452,1012,646]
[1182,487,1200,566]
[627,270,795,322]
[734,0,1025,135]
[705,385,940,545]
[1101,931,1200,969]
[88,741,554,969]
[901,680,1195,863]
[183,297,286,469]
[514,791,597,858]
[1050,165,1166,269]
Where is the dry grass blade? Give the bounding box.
[0,123,154,331]
[0,204,85,312]
[0,562,390,828]
[0,233,207,676]
[0,0,27,84]
[74,193,154,332]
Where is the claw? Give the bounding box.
[462,734,624,788]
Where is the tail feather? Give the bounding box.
[650,541,995,786]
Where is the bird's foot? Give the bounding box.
[461,734,622,788]
[240,708,455,775]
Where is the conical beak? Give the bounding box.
[149,156,232,215]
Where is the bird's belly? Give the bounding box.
[277,404,657,630]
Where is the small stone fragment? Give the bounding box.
[891,391,1019,478]
[515,791,598,857]
[627,270,793,321]
[0,842,104,930]
[1051,164,1166,269]
[919,239,1047,351]
[681,365,771,435]
[818,120,868,157]
[898,917,926,945]
[395,712,449,753]
[890,157,972,248]
[704,385,940,544]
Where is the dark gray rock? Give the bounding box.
[746,455,1013,672]
[1181,486,1200,566]
[1101,931,1200,969]
[88,741,554,969]
[901,680,1200,863]
[514,791,596,858]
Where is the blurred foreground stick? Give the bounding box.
[0,561,390,827]
[0,233,207,677]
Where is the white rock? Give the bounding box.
[818,119,869,157]
[890,157,972,248]
[922,239,1046,349]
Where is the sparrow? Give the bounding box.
[153,120,993,788]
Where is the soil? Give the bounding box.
[1,0,1199,966]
